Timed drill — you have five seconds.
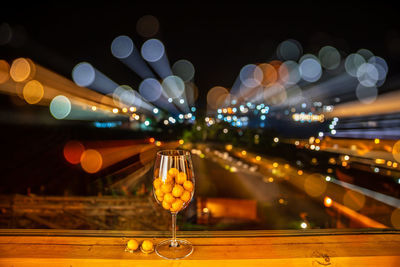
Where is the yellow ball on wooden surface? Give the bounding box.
[127,239,139,251]
[141,240,154,253]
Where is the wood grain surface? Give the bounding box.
[0,229,399,266]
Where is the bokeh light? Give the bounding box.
[63,141,85,165]
[162,75,185,99]
[22,80,44,104]
[392,140,400,163]
[304,174,327,197]
[299,55,322,82]
[318,46,341,70]
[343,190,366,211]
[239,64,263,88]
[285,85,303,106]
[72,62,95,87]
[139,78,162,102]
[357,63,379,87]
[276,39,303,61]
[172,59,195,82]
[50,95,71,119]
[185,81,199,103]
[10,57,35,82]
[258,63,277,86]
[357,48,374,61]
[207,86,229,109]
[136,15,159,38]
[0,59,10,84]
[279,60,300,85]
[111,35,134,59]
[141,39,165,62]
[263,84,286,105]
[324,196,333,207]
[369,56,388,86]
[345,53,365,77]
[80,149,103,173]
[113,85,142,108]
[356,84,378,104]
[215,92,231,108]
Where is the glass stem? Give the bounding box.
[171,213,178,247]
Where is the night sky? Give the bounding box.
[2,3,400,108]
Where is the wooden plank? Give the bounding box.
[0,230,399,266]
[1,257,400,267]
[0,228,398,237]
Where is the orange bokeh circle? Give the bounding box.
[80,149,103,173]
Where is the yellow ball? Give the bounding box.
[127,239,139,251]
[155,188,164,202]
[168,167,179,177]
[164,193,175,203]
[153,178,162,189]
[155,188,164,197]
[171,199,183,212]
[172,184,184,197]
[161,183,173,194]
[176,172,187,184]
[162,200,171,210]
[141,240,154,252]
[183,180,194,192]
[163,174,174,184]
[180,190,191,203]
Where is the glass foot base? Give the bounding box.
[155,239,193,260]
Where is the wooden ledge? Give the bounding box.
[0,229,399,266]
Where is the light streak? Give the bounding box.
[111,35,155,79]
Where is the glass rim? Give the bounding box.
[156,149,191,157]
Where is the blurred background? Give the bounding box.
[1,3,400,231]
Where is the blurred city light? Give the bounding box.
[111,35,155,79]
[136,15,159,38]
[141,38,172,79]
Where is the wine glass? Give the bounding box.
[153,150,195,260]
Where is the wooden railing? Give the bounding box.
[0,229,399,266]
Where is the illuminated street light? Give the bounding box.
[324,197,333,207]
